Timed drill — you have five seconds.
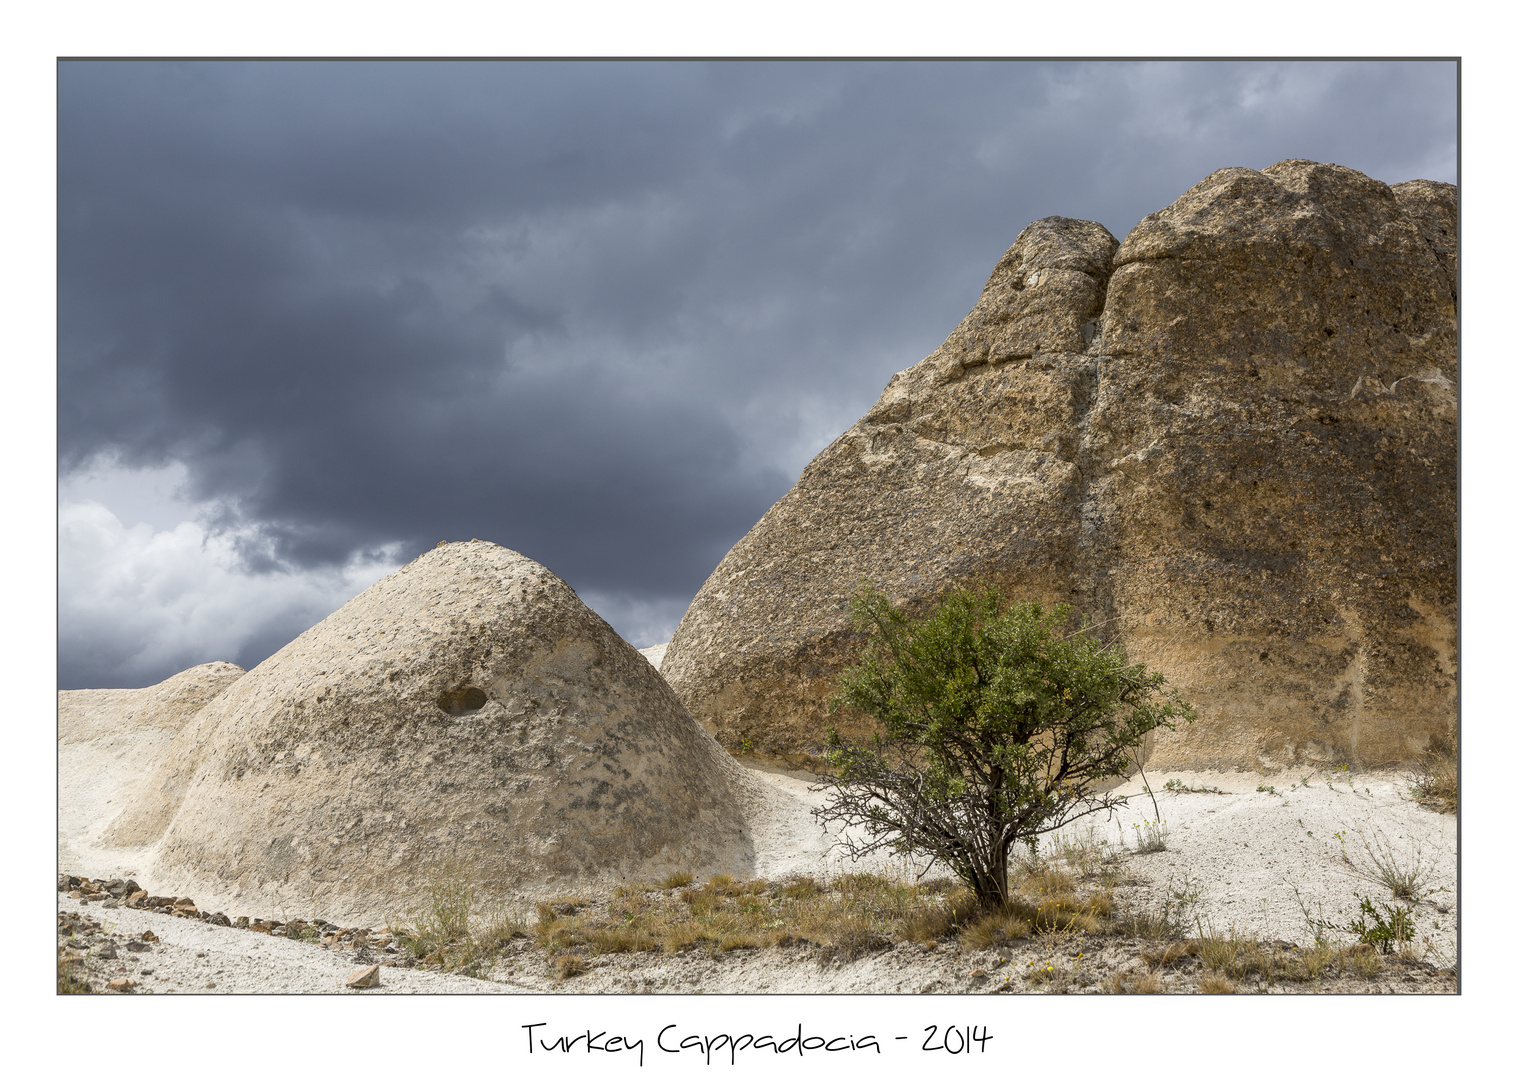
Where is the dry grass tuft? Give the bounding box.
[1338,826,1441,904]
[389,866,528,976]
[900,889,979,943]
[1198,971,1236,994]
[58,945,91,994]
[780,876,821,900]
[1102,969,1164,994]
[1409,735,1457,814]
[1141,939,1200,969]
[999,868,1114,936]
[1345,943,1382,978]
[963,910,1033,950]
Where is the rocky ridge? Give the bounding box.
[662,160,1456,771]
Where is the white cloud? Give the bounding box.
[59,494,403,689]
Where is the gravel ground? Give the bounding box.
[57,900,510,994]
[58,762,1457,995]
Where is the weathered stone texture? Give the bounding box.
[59,661,246,746]
[662,160,1456,771]
[104,541,755,923]
[59,661,247,851]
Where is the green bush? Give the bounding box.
[1347,894,1415,954]
[815,583,1194,910]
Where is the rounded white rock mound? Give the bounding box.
[59,661,247,861]
[104,541,755,924]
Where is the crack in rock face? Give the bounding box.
[662,160,1456,773]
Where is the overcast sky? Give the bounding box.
[57,59,1457,690]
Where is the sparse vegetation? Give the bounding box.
[1198,971,1236,994]
[1164,779,1224,795]
[57,944,91,994]
[1103,969,1165,994]
[389,861,1129,980]
[388,867,528,976]
[1336,826,1442,904]
[1131,817,1169,853]
[1409,735,1457,814]
[1289,880,1419,961]
[367,804,1446,993]
[1346,895,1416,955]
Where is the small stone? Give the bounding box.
[106,977,136,992]
[97,943,118,960]
[968,968,987,979]
[141,931,158,943]
[127,891,147,905]
[125,941,149,953]
[204,982,216,989]
[101,900,119,909]
[347,964,381,989]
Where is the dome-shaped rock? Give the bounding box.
[104,541,754,923]
[662,160,1455,771]
[60,661,246,861]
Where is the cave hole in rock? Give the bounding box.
[437,686,488,715]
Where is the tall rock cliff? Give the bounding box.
[662,160,1456,771]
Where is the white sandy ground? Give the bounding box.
[60,753,1456,993]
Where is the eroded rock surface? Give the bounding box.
[59,662,246,852]
[103,541,755,924]
[662,160,1456,770]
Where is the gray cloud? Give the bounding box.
[58,59,1456,688]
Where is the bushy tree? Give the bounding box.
[813,583,1195,909]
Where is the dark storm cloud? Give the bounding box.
[59,59,1455,684]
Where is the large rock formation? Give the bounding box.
[102,541,755,923]
[663,160,1456,771]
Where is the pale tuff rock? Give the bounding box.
[59,661,246,853]
[663,160,1456,771]
[59,661,246,746]
[102,541,755,924]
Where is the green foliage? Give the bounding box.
[815,583,1195,909]
[1347,894,1416,954]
